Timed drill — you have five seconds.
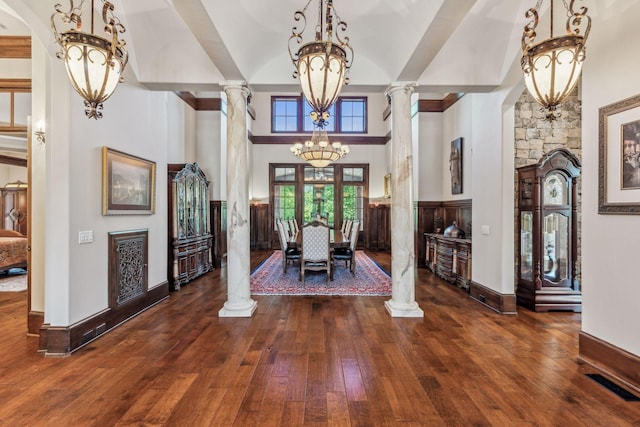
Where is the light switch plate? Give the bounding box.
[481,225,490,235]
[79,230,93,244]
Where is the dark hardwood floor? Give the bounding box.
[0,250,638,426]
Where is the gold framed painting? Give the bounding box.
[599,94,640,214]
[102,147,156,215]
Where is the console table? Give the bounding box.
[424,233,472,289]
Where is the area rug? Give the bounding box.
[251,251,391,296]
[0,269,27,292]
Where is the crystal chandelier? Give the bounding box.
[288,0,353,128]
[521,0,591,122]
[290,128,349,168]
[51,0,129,119]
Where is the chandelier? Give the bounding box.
[288,0,353,127]
[290,127,349,168]
[521,0,591,122]
[51,0,129,119]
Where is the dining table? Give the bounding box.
[287,229,350,250]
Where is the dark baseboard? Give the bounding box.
[41,281,170,357]
[468,280,517,315]
[578,331,640,396]
[28,310,44,336]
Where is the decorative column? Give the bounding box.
[219,82,257,317]
[384,83,424,318]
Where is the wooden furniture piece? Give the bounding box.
[300,220,332,284]
[416,199,471,267]
[333,220,360,274]
[168,163,213,291]
[276,219,300,273]
[367,204,390,250]
[0,229,27,272]
[516,148,581,312]
[288,228,349,250]
[1,180,27,236]
[424,233,472,290]
[250,203,271,250]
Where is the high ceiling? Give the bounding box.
[121,0,533,94]
[0,0,623,96]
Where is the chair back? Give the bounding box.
[302,220,330,261]
[282,219,292,238]
[288,219,297,236]
[340,220,347,233]
[344,220,353,239]
[349,220,360,251]
[276,220,289,252]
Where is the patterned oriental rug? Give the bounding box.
[251,251,391,296]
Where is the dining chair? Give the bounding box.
[300,220,332,284]
[282,218,293,238]
[277,219,300,273]
[344,220,353,241]
[333,220,360,274]
[288,218,297,236]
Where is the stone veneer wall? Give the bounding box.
[514,89,582,287]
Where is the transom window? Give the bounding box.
[272,96,367,134]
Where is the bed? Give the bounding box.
[0,229,27,273]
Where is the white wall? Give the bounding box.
[416,112,443,201]
[581,3,640,356]
[0,164,26,186]
[65,82,173,324]
[442,96,473,201]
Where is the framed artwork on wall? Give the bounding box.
[599,94,640,214]
[102,147,156,215]
[450,137,463,194]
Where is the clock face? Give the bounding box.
[544,173,566,205]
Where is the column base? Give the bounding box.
[385,299,424,317]
[218,299,258,317]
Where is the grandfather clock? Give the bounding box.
[517,148,581,312]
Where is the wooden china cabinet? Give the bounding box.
[1,180,28,235]
[167,163,213,291]
[516,148,581,312]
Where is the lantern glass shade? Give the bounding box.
[61,32,126,119]
[297,42,347,118]
[522,35,584,119]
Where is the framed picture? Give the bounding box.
[384,173,391,198]
[102,147,156,215]
[450,137,463,194]
[599,94,640,214]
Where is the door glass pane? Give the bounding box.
[274,184,296,229]
[543,212,569,284]
[304,184,334,227]
[304,166,334,182]
[343,185,364,230]
[520,211,533,281]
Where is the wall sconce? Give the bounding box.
[35,122,46,144]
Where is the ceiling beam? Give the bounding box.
[0,36,31,59]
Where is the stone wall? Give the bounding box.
[514,89,582,287]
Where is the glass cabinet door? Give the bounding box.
[543,212,569,284]
[520,211,533,281]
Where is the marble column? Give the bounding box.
[384,83,424,317]
[219,82,257,317]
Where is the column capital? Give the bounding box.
[223,81,251,98]
[385,82,417,98]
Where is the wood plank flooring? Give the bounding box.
[0,251,639,426]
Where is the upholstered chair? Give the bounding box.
[333,220,360,274]
[300,220,331,284]
[277,219,300,273]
